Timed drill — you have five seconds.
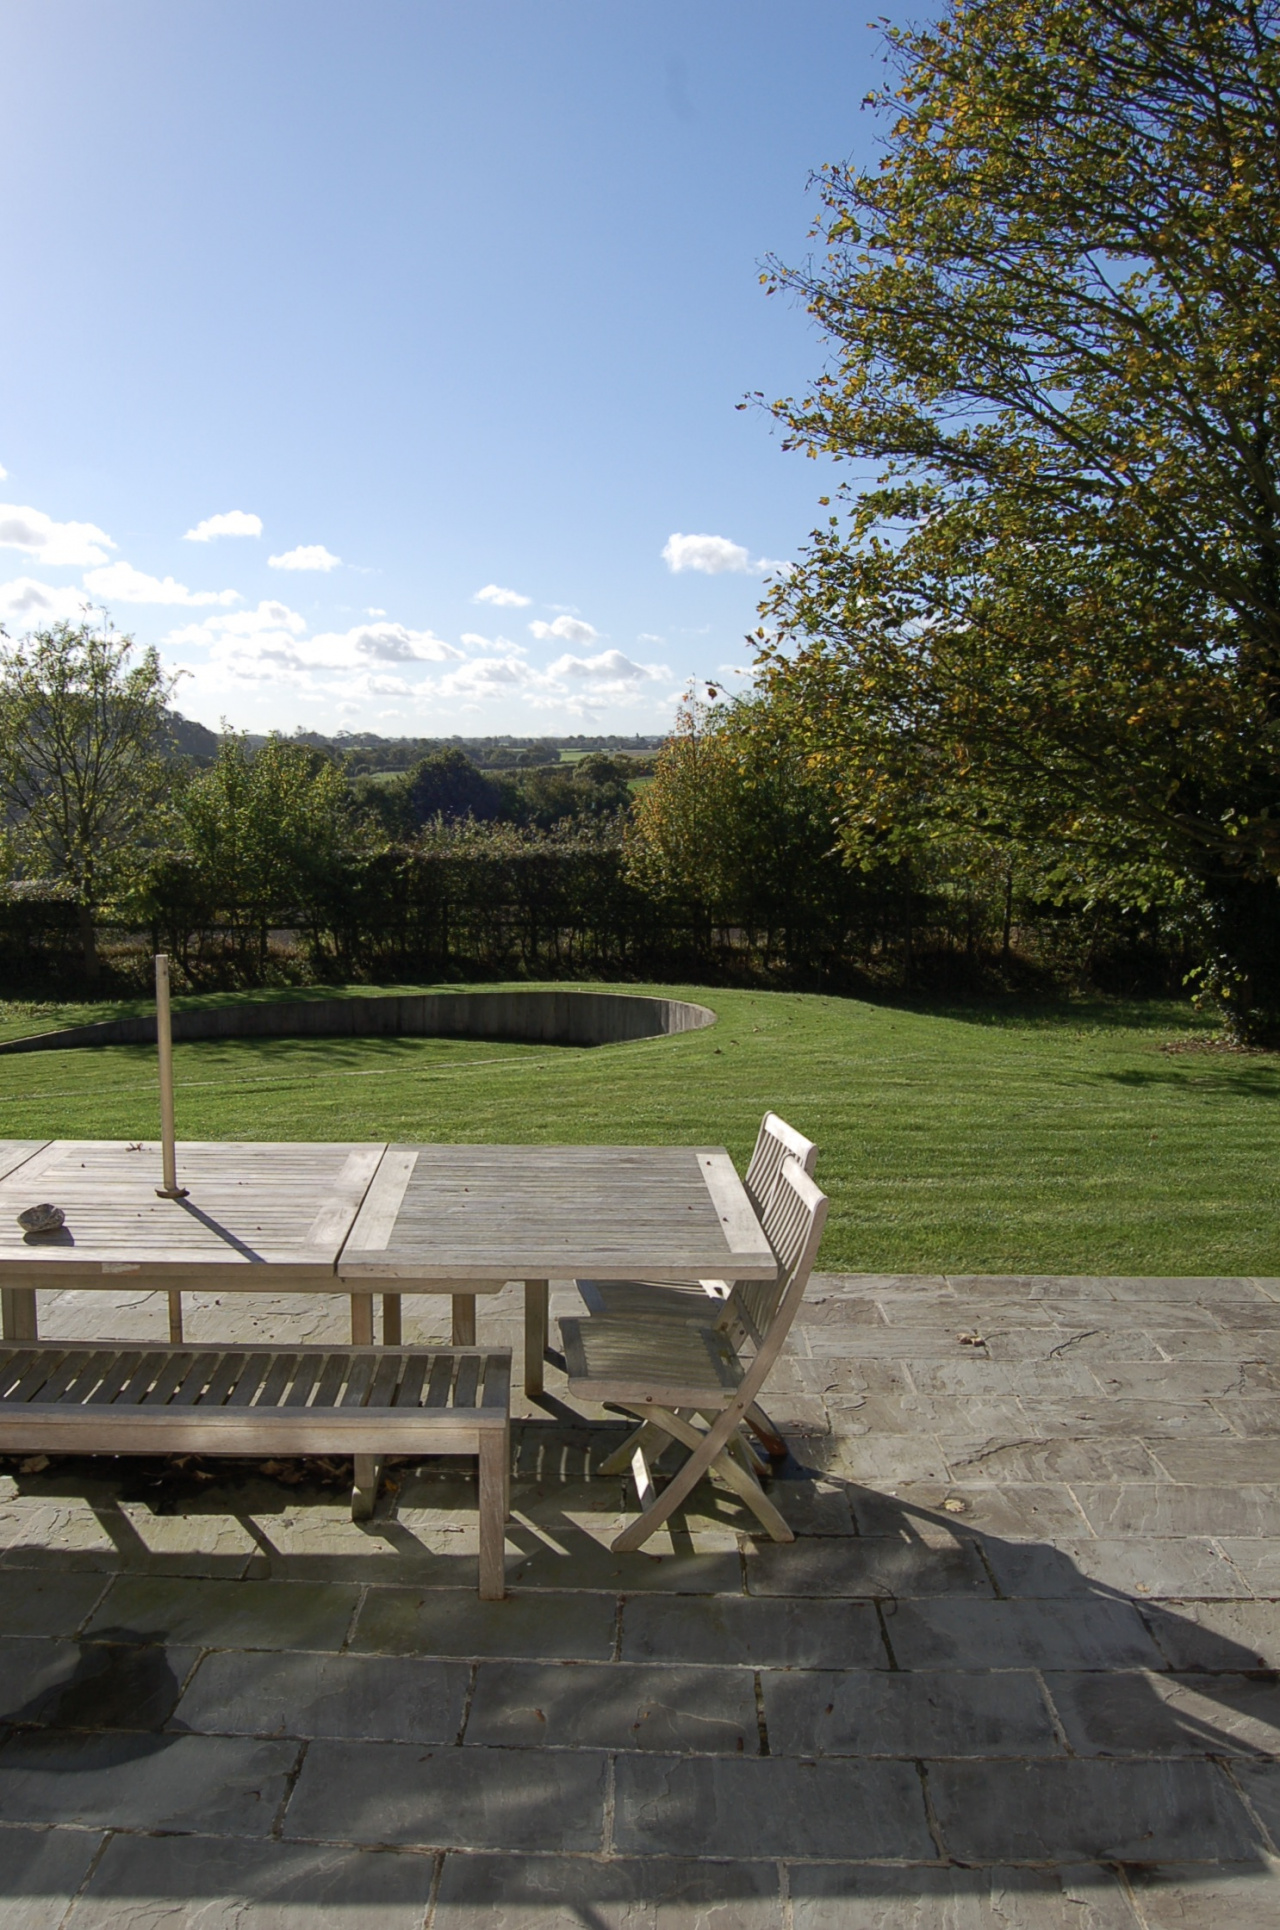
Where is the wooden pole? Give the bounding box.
[154,954,188,1202]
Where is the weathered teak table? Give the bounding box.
[337,1143,778,1396]
[0,1140,385,1342]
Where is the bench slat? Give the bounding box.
[340,1353,378,1409]
[312,1354,348,1408]
[368,1351,402,1410]
[258,1352,298,1409]
[227,1354,272,1408]
[424,1355,454,1408]
[117,1353,166,1406]
[454,1355,480,1411]
[197,1354,245,1408]
[87,1353,145,1406]
[9,1349,68,1405]
[283,1355,322,1408]
[395,1354,430,1409]
[151,1353,201,1404]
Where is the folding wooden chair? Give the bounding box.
[560,1156,828,1553]
[573,1112,817,1458]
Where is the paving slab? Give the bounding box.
[1046,1669,1280,1758]
[0,1730,298,1835]
[764,1666,1060,1757]
[82,1576,360,1651]
[62,1831,437,1928]
[284,1738,609,1851]
[612,1755,933,1859]
[171,1648,471,1743]
[465,1660,759,1753]
[350,1585,618,1659]
[788,1863,1139,1929]
[743,1535,992,1600]
[984,1534,1251,1601]
[926,1756,1260,1863]
[0,1573,109,1640]
[1140,1599,1280,1671]
[1122,1858,1280,1928]
[1073,1485,1280,1538]
[432,1852,783,1927]
[0,1636,200,1731]
[619,1594,888,1670]
[880,1598,1163,1670]
[0,1826,106,1930]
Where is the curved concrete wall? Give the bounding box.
[0,989,717,1055]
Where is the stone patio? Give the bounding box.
[2,1271,1280,1925]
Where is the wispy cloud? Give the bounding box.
[0,462,7,481]
[661,531,790,577]
[84,562,240,607]
[529,614,599,646]
[166,603,465,698]
[473,583,531,608]
[268,544,341,572]
[0,503,115,567]
[184,510,263,542]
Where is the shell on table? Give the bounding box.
[17,1203,65,1234]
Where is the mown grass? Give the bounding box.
[0,982,1276,1275]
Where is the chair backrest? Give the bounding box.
[744,1112,818,1220]
[733,1155,828,1406]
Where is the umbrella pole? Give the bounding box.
[154,954,188,1202]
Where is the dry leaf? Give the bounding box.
[957,1332,986,1347]
[942,1496,968,1514]
[18,1454,49,1474]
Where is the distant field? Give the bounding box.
[0,982,1276,1275]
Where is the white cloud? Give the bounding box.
[268,544,341,572]
[460,630,524,655]
[437,655,537,700]
[165,604,464,700]
[473,583,531,608]
[0,577,91,626]
[662,531,750,575]
[528,614,599,646]
[304,622,463,667]
[0,463,7,480]
[84,562,240,607]
[0,503,116,567]
[548,648,662,686]
[366,607,387,617]
[661,531,792,577]
[184,510,263,542]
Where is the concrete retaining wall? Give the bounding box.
[0,990,717,1055]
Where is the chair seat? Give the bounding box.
[575,1277,730,1319]
[561,1314,741,1407]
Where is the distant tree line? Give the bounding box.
[0,619,1198,999]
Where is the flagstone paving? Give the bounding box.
[2,1274,1280,1922]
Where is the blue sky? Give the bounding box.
[0,2,897,737]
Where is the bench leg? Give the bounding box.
[478,1428,507,1600]
[350,1294,374,1347]
[452,1295,476,1346]
[1,1288,37,1341]
[523,1280,548,1397]
[352,1454,381,1521]
[382,1294,402,1346]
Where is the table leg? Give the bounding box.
[1,1288,37,1341]
[350,1294,375,1347]
[352,1454,381,1520]
[167,1290,184,1343]
[452,1295,477,1346]
[382,1295,402,1346]
[523,1279,548,1397]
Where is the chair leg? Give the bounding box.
[598,1417,667,1477]
[745,1401,788,1461]
[352,1454,381,1521]
[478,1429,507,1600]
[612,1403,794,1553]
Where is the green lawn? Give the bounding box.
[0,982,1276,1275]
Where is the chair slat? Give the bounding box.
[258,1353,298,1408]
[86,1353,145,1406]
[8,1349,69,1405]
[283,1355,322,1407]
[482,1353,512,1410]
[424,1354,454,1408]
[117,1353,168,1406]
[367,1351,402,1410]
[160,1354,207,1404]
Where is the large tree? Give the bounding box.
[0,619,177,976]
[757,0,1280,1032]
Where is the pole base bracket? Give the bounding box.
[155,1186,189,1199]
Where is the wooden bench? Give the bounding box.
[0,1341,511,1598]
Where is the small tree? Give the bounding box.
[0,618,177,978]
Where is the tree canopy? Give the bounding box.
[0,620,176,974]
[756,0,1280,1031]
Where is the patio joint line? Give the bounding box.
[454,1661,478,1746]
[601,1753,616,1857]
[270,1738,310,1839]
[914,1759,949,1862]
[1217,1754,1280,1856]
[753,1669,771,1755]
[54,1824,114,1930]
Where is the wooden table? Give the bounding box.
[337,1144,777,1396]
[0,1140,385,1342]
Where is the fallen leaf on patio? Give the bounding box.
[942,1497,968,1513]
[957,1332,986,1347]
[18,1455,49,1474]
